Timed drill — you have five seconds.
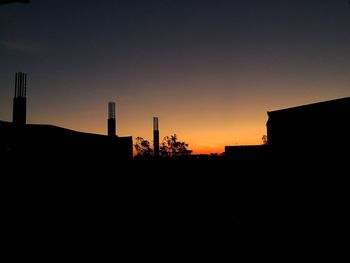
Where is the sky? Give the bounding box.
[1,0,349,154]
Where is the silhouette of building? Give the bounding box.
[13,72,27,125]
[0,73,132,161]
[267,97,350,159]
[108,102,116,137]
[0,121,132,159]
[153,117,159,157]
[225,97,350,161]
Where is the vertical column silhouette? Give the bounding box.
[13,72,27,125]
[108,102,116,137]
[153,117,159,157]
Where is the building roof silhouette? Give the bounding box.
[266,96,350,161]
[267,96,350,116]
[0,120,133,161]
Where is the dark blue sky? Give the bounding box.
[1,0,349,153]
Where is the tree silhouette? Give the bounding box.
[134,137,153,158]
[160,134,192,157]
[262,134,268,145]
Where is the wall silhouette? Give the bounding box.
[0,120,133,161]
[267,96,350,161]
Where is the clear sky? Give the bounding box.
[1,0,349,154]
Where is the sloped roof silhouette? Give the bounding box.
[268,97,350,117]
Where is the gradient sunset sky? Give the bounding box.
[1,0,349,154]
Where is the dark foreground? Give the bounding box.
[2,154,348,254]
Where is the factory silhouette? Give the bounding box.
[1,72,349,166]
[1,72,132,164]
[1,72,349,241]
[2,1,349,248]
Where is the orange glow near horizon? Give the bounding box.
[1,52,349,156]
[24,100,268,154]
[14,79,347,155]
[0,0,349,156]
